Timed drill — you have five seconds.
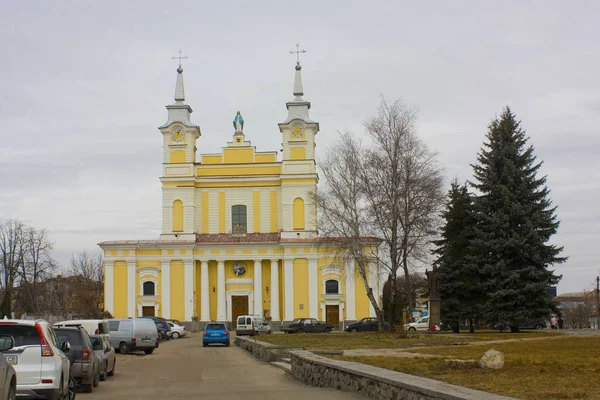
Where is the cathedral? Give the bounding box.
[99,58,379,328]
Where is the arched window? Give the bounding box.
[143,281,155,296]
[232,205,247,234]
[325,279,339,294]
[172,200,183,232]
[293,198,305,230]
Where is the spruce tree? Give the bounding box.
[470,107,565,332]
[433,179,479,333]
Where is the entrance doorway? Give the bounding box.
[142,306,155,317]
[325,305,339,327]
[231,296,249,329]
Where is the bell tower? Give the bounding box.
[278,45,319,239]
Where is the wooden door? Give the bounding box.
[325,305,339,327]
[231,296,249,329]
[142,306,155,317]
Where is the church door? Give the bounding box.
[325,305,339,327]
[231,296,249,329]
[142,306,155,317]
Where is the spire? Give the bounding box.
[293,64,304,100]
[174,66,185,104]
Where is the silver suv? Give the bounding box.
[0,319,71,399]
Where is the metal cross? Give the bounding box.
[172,49,189,67]
[290,44,306,65]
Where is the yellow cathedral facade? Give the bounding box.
[99,59,380,328]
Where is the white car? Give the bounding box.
[404,317,430,331]
[167,322,187,339]
[0,319,72,400]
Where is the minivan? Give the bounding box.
[55,319,110,338]
[236,315,271,336]
[108,318,158,354]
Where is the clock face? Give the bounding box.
[232,262,247,277]
[171,127,184,142]
[291,123,304,138]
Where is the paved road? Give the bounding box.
[85,334,362,400]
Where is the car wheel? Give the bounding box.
[408,327,416,332]
[225,341,230,347]
[119,342,128,354]
[324,328,332,333]
[172,332,180,339]
[67,376,77,400]
[8,381,16,400]
[100,362,107,381]
[83,380,93,393]
[107,360,115,377]
[296,328,304,334]
[351,328,358,332]
[93,370,100,387]
[203,342,208,347]
[144,348,154,355]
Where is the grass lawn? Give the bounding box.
[336,336,598,400]
[256,330,555,350]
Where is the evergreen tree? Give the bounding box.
[470,107,565,332]
[433,179,479,333]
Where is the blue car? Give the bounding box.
[203,323,230,347]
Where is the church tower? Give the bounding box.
[158,62,201,240]
[278,51,319,239]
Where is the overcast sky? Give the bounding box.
[1,1,597,294]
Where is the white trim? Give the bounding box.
[217,261,226,321]
[200,261,210,321]
[127,261,136,318]
[104,261,114,316]
[345,259,356,320]
[226,291,253,322]
[161,261,171,319]
[308,258,318,318]
[140,279,158,296]
[320,300,345,324]
[225,278,254,285]
[270,260,280,321]
[137,299,159,318]
[284,259,294,320]
[253,260,263,318]
[320,264,343,276]
[137,267,159,278]
[323,278,341,295]
[184,260,194,321]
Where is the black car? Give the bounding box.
[281,318,334,334]
[141,316,172,340]
[55,326,100,393]
[345,317,380,332]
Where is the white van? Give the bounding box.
[236,315,272,336]
[55,319,110,338]
[108,318,158,354]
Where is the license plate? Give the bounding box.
[142,338,151,342]
[211,333,220,336]
[5,355,18,365]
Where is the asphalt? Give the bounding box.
[83,333,363,400]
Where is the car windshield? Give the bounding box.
[206,323,226,331]
[89,336,103,350]
[0,325,40,347]
[291,319,302,324]
[55,329,83,346]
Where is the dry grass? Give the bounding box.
[336,336,599,400]
[256,330,554,350]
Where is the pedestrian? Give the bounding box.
[558,316,564,329]
[551,315,558,329]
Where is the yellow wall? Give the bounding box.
[171,150,186,163]
[293,258,309,319]
[270,191,277,232]
[223,148,254,164]
[209,261,218,320]
[293,198,305,230]
[202,155,222,164]
[196,165,281,177]
[137,249,161,257]
[253,191,260,232]
[202,191,209,233]
[354,262,370,319]
[113,261,128,318]
[195,261,201,319]
[218,192,225,233]
[225,260,254,280]
[255,153,277,163]
[172,200,183,232]
[170,261,185,321]
[290,147,306,160]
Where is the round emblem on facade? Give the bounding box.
[233,262,247,277]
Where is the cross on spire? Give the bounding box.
[290,44,306,66]
[172,49,189,69]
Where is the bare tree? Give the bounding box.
[317,98,445,330]
[68,251,105,318]
[0,219,27,317]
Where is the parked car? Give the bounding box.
[494,320,547,330]
[154,322,169,341]
[345,317,380,332]
[0,319,71,400]
[55,320,110,339]
[54,326,99,393]
[0,334,17,400]
[404,317,430,331]
[89,335,116,381]
[202,323,230,347]
[167,322,187,339]
[141,317,172,340]
[108,318,159,355]
[281,318,334,334]
[236,315,271,336]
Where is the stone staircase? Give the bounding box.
[269,357,292,373]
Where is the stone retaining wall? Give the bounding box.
[235,336,304,362]
[290,350,517,400]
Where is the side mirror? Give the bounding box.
[0,335,14,352]
[61,341,71,353]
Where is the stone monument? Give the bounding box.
[425,266,441,330]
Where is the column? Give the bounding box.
[217,261,226,321]
[270,260,280,321]
[253,260,263,317]
[345,259,356,320]
[104,261,114,316]
[308,258,318,319]
[284,259,294,321]
[161,261,171,319]
[200,261,210,321]
[127,261,136,318]
[184,260,194,321]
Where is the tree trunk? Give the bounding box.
[469,318,474,333]
[510,325,520,333]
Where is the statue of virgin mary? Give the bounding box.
[233,111,244,132]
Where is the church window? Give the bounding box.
[172,200,184,232]
[293,198,305,230]
[143,281,156,296]
[325,279,339,294]
[232,205,247,234]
